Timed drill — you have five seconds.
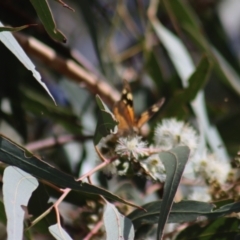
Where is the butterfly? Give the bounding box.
[113,80,165,135]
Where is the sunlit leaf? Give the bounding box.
[49,223,73,240]
[151,19,229,162]
[0,21,56,104]
[3,167,39,239]
[165,0,240,96]
[103,201,134,240]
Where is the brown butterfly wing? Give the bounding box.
[113,80,165,134]
[136,98,165,129]
[113,80,135,133]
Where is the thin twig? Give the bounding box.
[28,157,114,228]
[25,134,92,152]
[13,33,120,107]
[83,220,103,240]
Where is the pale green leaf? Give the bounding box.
[49,223,73,240]
[103,201,134,240]
[151,20,229,162]
[0,21,56,105]
[3,167,38,239]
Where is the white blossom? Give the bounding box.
[154,118,199,154]
[188,186,211,202]
[115,136,149,159]
[102,160,120,176]
[118,161,130,175]
[192,151,231,184]
[142,154,166,182]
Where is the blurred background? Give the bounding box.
[0,0,240,238]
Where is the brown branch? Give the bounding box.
[13,32,120,107]
[83,220,103,240]
[25,134,92,152]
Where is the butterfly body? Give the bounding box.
[113,80,164,135]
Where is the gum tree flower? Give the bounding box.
[142,154,166,182]
[188,186,211,202]
[193,152,231,185]
[154,118,199,154]
[115,136,149,160]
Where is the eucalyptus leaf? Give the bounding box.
[129,199,240,230]
[103,201,134,240]
[3,167,39,239]
[94,95,118,145]
[49,223,73,240]
[165,56,211,116]
[176,217,240,240]
[165,0,240,95]
[0,135,138,208]
[157,146,190,239]
[128,200,213,228]
[0,21,55,104]
[151,18,229,163]
[29,0,66,42]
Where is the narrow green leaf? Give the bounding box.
[144,48,164,90]
[176,217,240,240]
[0,24,37,32]
[3,167,39,239]
[157,146,190,239]
[0,135,137,207]
[128,201,213,229]
[103,201,135,240]
[129,199,240,230]
[184,56,211,100]
[165,0,240,96]
[94,95,118,145]
[151,18,229,162]
[165,56,211,116]
[164,0,203,43]
[29,0,66,42]
[0,21,56,104]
